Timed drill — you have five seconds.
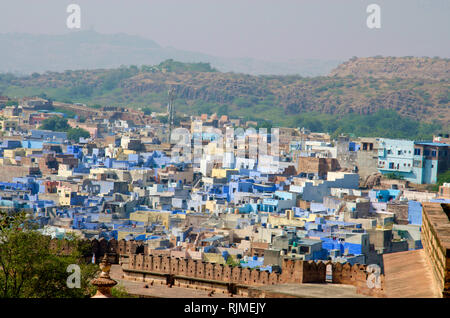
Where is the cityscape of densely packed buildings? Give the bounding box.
[0,96,449,297]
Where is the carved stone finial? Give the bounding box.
[90,254,117,298]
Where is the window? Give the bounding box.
[398,150,402,155]
[299,246,310,254]
[414,148,421,156]
[389,162,394,169]
[431,151,436,157]
[387,149,392,154]
[424,150,430,156]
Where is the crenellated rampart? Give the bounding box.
[48,237,385,297]
[124,253,385,297]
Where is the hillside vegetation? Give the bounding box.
[0,57,448,139]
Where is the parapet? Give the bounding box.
[48,237,385,296]
[126,253,384,296]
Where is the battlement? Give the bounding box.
[126,253,384,297]
[48,237,145,264]
[48,237,384,297]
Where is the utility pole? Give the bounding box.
[167,86,176,144]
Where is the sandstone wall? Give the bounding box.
[49,237,385,297]
[125,253,385,297]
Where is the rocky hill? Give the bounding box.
[116,70,448,122]
[0,58,448,137]
[330,56,450,80]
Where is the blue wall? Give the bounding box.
[408,201,422,225]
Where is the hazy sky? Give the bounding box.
[0,0,449,60]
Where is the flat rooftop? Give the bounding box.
[383,249,441,298]
[414,142,450,147]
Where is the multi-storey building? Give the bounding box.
[378,139,450,184]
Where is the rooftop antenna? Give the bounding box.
[167,86,176,143]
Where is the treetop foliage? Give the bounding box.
[0,211,98,298]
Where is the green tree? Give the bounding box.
[430,169,450,192]
[226,255,240,267]
[0,211,98,298]
[39,116,70,132]
[67,128,90,142]
[156,59,216,73]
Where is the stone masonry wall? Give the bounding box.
[125,253,385,297]
[421,203,450,298]
[49,237,385,297]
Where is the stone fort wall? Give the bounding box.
[49,237,384,297]
[48,237,145,263]
[125,253,384,297]
[421,203,450,298]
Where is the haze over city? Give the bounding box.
[0,0,449,61]
[0,0,448,303]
